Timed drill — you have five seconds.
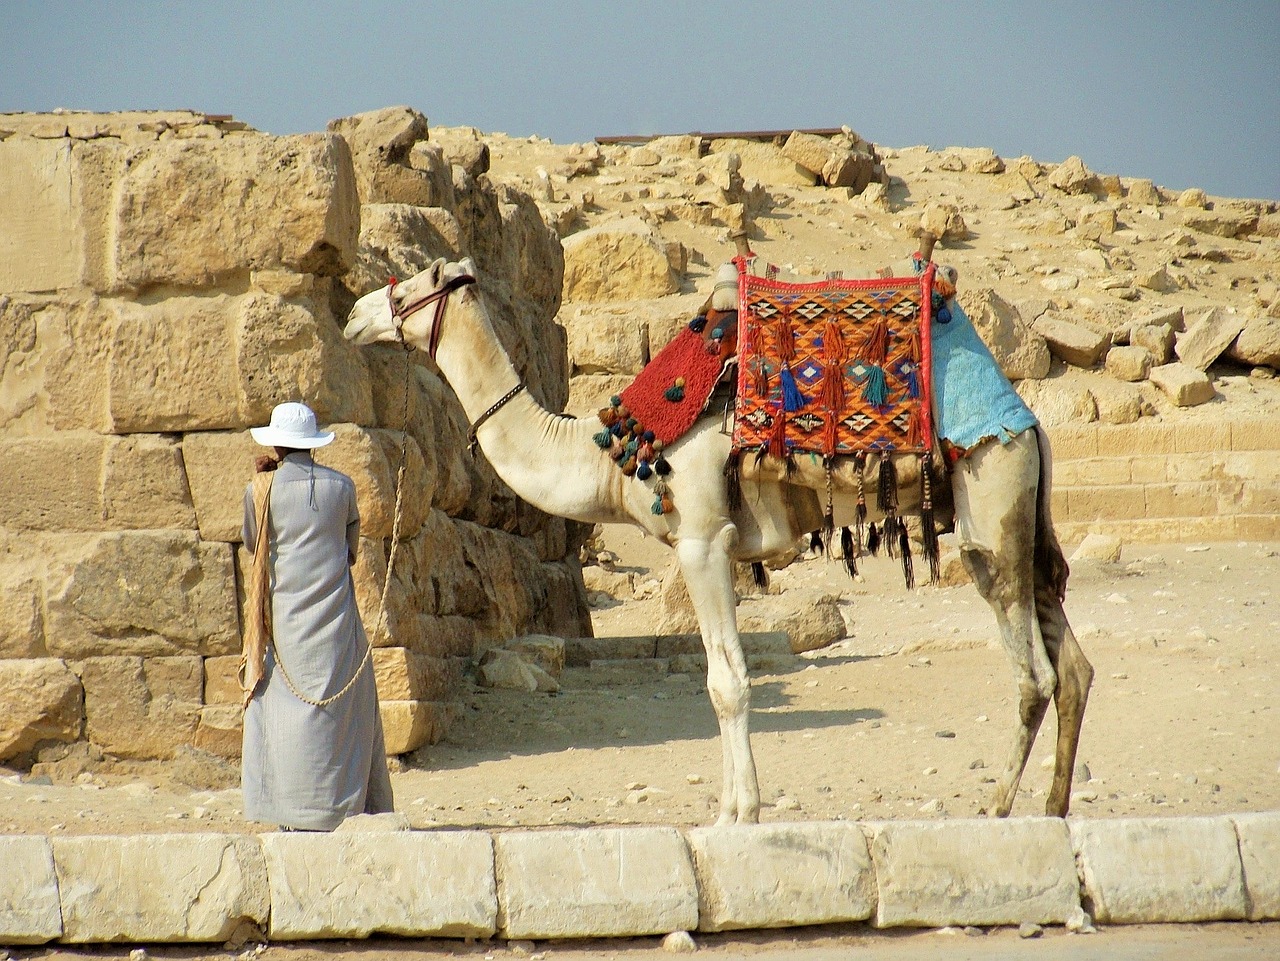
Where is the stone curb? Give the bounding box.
[2,814,1277,944]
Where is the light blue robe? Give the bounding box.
[241,451,394,830]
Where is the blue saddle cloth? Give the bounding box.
[931,300,1038,452]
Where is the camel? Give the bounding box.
[343,254,1094,826]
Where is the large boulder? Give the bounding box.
[561,218,680,303]
[1226,314,1280,368]
[1175,307,1248,371]
[956,288,1051,380]
[0,659,83,760]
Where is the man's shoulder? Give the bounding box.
[313,462,356,487]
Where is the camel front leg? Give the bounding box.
[676,533,760,825]
[1037,590,1095,816]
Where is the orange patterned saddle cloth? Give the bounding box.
[731,262,938,461]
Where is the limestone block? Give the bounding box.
[182,431,261,542]
[102,434,198,528]
[1078,203,1118,235]
[372,647,457,701]
[1133,304,1185,333]
[1233,812,1280,920]
[1016,378,1098,427]
[53,833,270,943]
[261,830,495,939]
[1032,314,1110,368]
[0,836,62,943]
[0,293,112,432]
[380,699,454,754]
[740,592,845,653]
[562,302,650,374]
[582,565,635,598]
[0,658,83,760]
[1126,178,1161,206]
[329,107,438,207]
[781,130,841,178]
[561,218,680,303]
[1070,817,1247,923]
[1070,532,1122,563]
[1136,265,1178,293]
[868,818,1080,927]
[0,138,81,292]
[920,203,968,241]
[0,433,108,531]
[1149,362,1216,407]
[78,655,203,759]
[503,633,566,675]
[0,571,44,657]
[43,532,239,658]
[113,133,358,288]
[345,202,462,298]
[707,139,815,188]
[821,150,876,193]
[194,704,243,759]
[204,654,241,704]
[1105,345,1154,382]
[955,290,1051,380]
[1048,155,1099,195]
[430,125,491,177]
[566,373,634,417]
[1178,209,1257,239]
[1130,323,1175,364]
[495,827,698,939]
[476,648,557,692]
[1175,307,1248,371]
[316,424,430,540]
[1226,314,1280,368]
[1091,381,1143,424]
[688,823,875,931]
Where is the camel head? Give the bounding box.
[343,257,479,352]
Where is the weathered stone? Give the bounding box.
[329,107,439,207]
[476,648,557,692]
[320,424,430,540]
[561,218,680,303]
[43,532,239,658]
[261,831,495,939]
[1176,307,1248,371]
[707,139,815,188]
[1226,314,1280,368]
[1179,210,1257,239]
[1091,381,1144,424]
[1136,265,1179,293]
[371,647,457,702]
[869,818,1080,927]
[561,302,650,374]
[203,654,242,705]
[1070,817,1246,923]
[1048,155,1099,195]
[1105,345,1154,382]
[582,565,635,598]
[193,704,243,759]
[181,431,261,542]
[53,833,269,943]
[0,570,44,657]
[740,592,845,654]
[77,655,203,759]
[1149,363,1215,407]
[430,125,491,178]
[1130,324,1175,364]
[504,634,566,675]
[495,827,698,939]
[1133,304,1185,333]
[1126,178,1161,205]
[955,291,1051,380]
[1177,187,1208,208]
[1233,812,1280,920]
[114,134,358,288]
[380,699,453,754]
[688,823,875,931]
[1070,532,1122,563]
[1032,314,1110,368]
[0,836,62,943]
[1077,203,1118,237]
[821,150,876,193]
[0,658,83,760]
[781,131,842,178]
[1016,378,1098,427]
[345,202,462,299]
[920,203,968,240]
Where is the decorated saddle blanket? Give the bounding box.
[731,265,938,459]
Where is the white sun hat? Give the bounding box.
[250,402,335,449]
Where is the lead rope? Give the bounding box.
[270,314,415,709]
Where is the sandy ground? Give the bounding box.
[3,534,1276,836]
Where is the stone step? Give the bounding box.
[565,631,792,667]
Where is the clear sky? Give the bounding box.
[3,1,1276,200]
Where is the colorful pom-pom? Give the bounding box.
[642,430,655,443]
[690,315,707,333]
[936,306,952,324]
[610,395,622,407]
[637,461,652,480]
[593,428,613,449]
[665,383,685,402]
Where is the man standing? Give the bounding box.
[240,402,394,830]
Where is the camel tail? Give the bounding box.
[1032,425,1070,601]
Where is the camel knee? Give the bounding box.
[1017,679,1051,726]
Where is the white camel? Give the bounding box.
[344,255,1094,825]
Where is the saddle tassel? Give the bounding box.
[920,457,941,585]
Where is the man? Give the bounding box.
[240,401,394,830]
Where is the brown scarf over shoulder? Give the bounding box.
[239,469,275,708]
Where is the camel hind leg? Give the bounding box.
[953,429,1057,817]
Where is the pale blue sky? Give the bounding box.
[4,1,1276,199]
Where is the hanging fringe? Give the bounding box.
[877,458,899,513]
[779,366,807,411]
[862,364,888,407]
[906,406,922,447]
[861,318,888,365]
[840,526,857,579]
[775,314,796,363]
[742,320,769,396]
[854,453,867,555]
[821,319,846,412]
[751,562,769,590]
[768,409,787,460]
[882,514,899,559]
[898,518,915,590]
[866,522,881,557]
[809,530,824,554]
[920,457,941,584]
[723,450,742,512]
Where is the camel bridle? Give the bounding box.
[386,271,478,358]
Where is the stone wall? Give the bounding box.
[0,108,591,766]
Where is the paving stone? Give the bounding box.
[867,818,1080,927]
[261,831,495,939]
[1070,816,1247,923]
[0,836,62,944]
[688,822,875,931]
[1233,812,1280,920]
[52,833,269,943]
[495,827,697,939]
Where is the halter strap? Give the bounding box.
[466,382,527,456]
[386,272,477,358]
